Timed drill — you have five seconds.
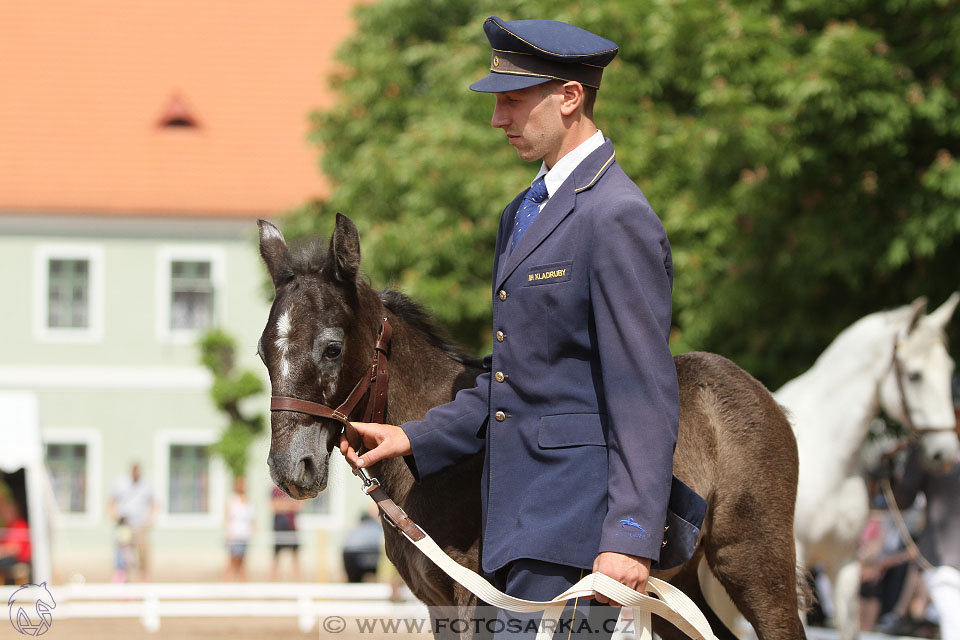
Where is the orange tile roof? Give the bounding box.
[0,1,363,217]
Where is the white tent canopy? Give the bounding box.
[0,391,51,584]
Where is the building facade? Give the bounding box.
[0,0,369,583]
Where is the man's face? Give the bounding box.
[490,84,564,164]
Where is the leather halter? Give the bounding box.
[891,336,957,438]
[270,317,393,451]
[268,317,425,541]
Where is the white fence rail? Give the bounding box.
[0,582,428,632]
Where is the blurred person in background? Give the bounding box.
[108,462,155,581]
[112,516,134,583]
[270,485,301,581]
[0,496,30,585]
[342,509,382,583]
[889,372,960,639]
[224,476,254,582]
[858,493,924,632]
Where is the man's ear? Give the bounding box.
[559,81,585,117]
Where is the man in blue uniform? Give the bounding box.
[342,16,692,638]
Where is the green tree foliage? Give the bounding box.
[200,329,265,479]
[294,0,960,388]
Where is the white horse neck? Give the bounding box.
[775,312,898,476]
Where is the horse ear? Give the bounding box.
[904,295,929,334]
[327,213,361,283]
[925,291,960,330]
[258,219,294,289]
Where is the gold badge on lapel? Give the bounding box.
[525,261,574,286]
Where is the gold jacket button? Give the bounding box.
[494,371,505,383]
[496,330,505,342]
[498,290,507,301]
[495,410,506,422]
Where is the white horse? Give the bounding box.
[781,293,959,640]
[700,293,959,639]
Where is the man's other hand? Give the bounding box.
[591,551,652,606]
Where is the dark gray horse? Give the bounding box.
[257,214,806,640]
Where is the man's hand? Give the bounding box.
[339,422,412,469]
[591,552,651,607]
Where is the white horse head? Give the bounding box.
[769,292,960,640]
[878,293,959,469]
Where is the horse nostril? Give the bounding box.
[297,455,317,487]
[932,451,944,463]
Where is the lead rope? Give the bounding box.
[880,477,936,572]
[353,473,717,640]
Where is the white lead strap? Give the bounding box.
[407,529,719,640]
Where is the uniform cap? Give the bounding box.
[469,16,619,93]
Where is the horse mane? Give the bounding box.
[379,289,483,369]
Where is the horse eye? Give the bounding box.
[908,371,922,382]
[323,343,343,359]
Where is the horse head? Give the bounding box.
[879,293,959,469]
[257,214,380,498]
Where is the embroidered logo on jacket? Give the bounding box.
[619,517,647,533]
[617,518,649,539]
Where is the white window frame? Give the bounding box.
[155,245,226,344]
[41,428,102,528]
[154,429,225,529]
[33,244,104,343]
[297,454,348,530]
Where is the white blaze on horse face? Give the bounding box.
[275,311,293,381]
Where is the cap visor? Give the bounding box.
[469,72,553,93]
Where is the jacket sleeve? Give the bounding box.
[590,199,679,562]
[399,355,491,482]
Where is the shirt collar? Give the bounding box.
[533,129,605,198]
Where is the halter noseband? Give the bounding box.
[270,317,393,452]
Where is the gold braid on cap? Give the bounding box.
[490,49,603,89]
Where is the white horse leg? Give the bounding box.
[832,559,861,640]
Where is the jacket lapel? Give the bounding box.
[495,140,617,290]
[494,195,523,287]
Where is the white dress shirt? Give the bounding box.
[532,129,605,210]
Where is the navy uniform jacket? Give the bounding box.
[401,139,681,574]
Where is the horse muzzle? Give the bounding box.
[267,416,337,499]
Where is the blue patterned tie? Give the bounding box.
[511,177,548,251]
